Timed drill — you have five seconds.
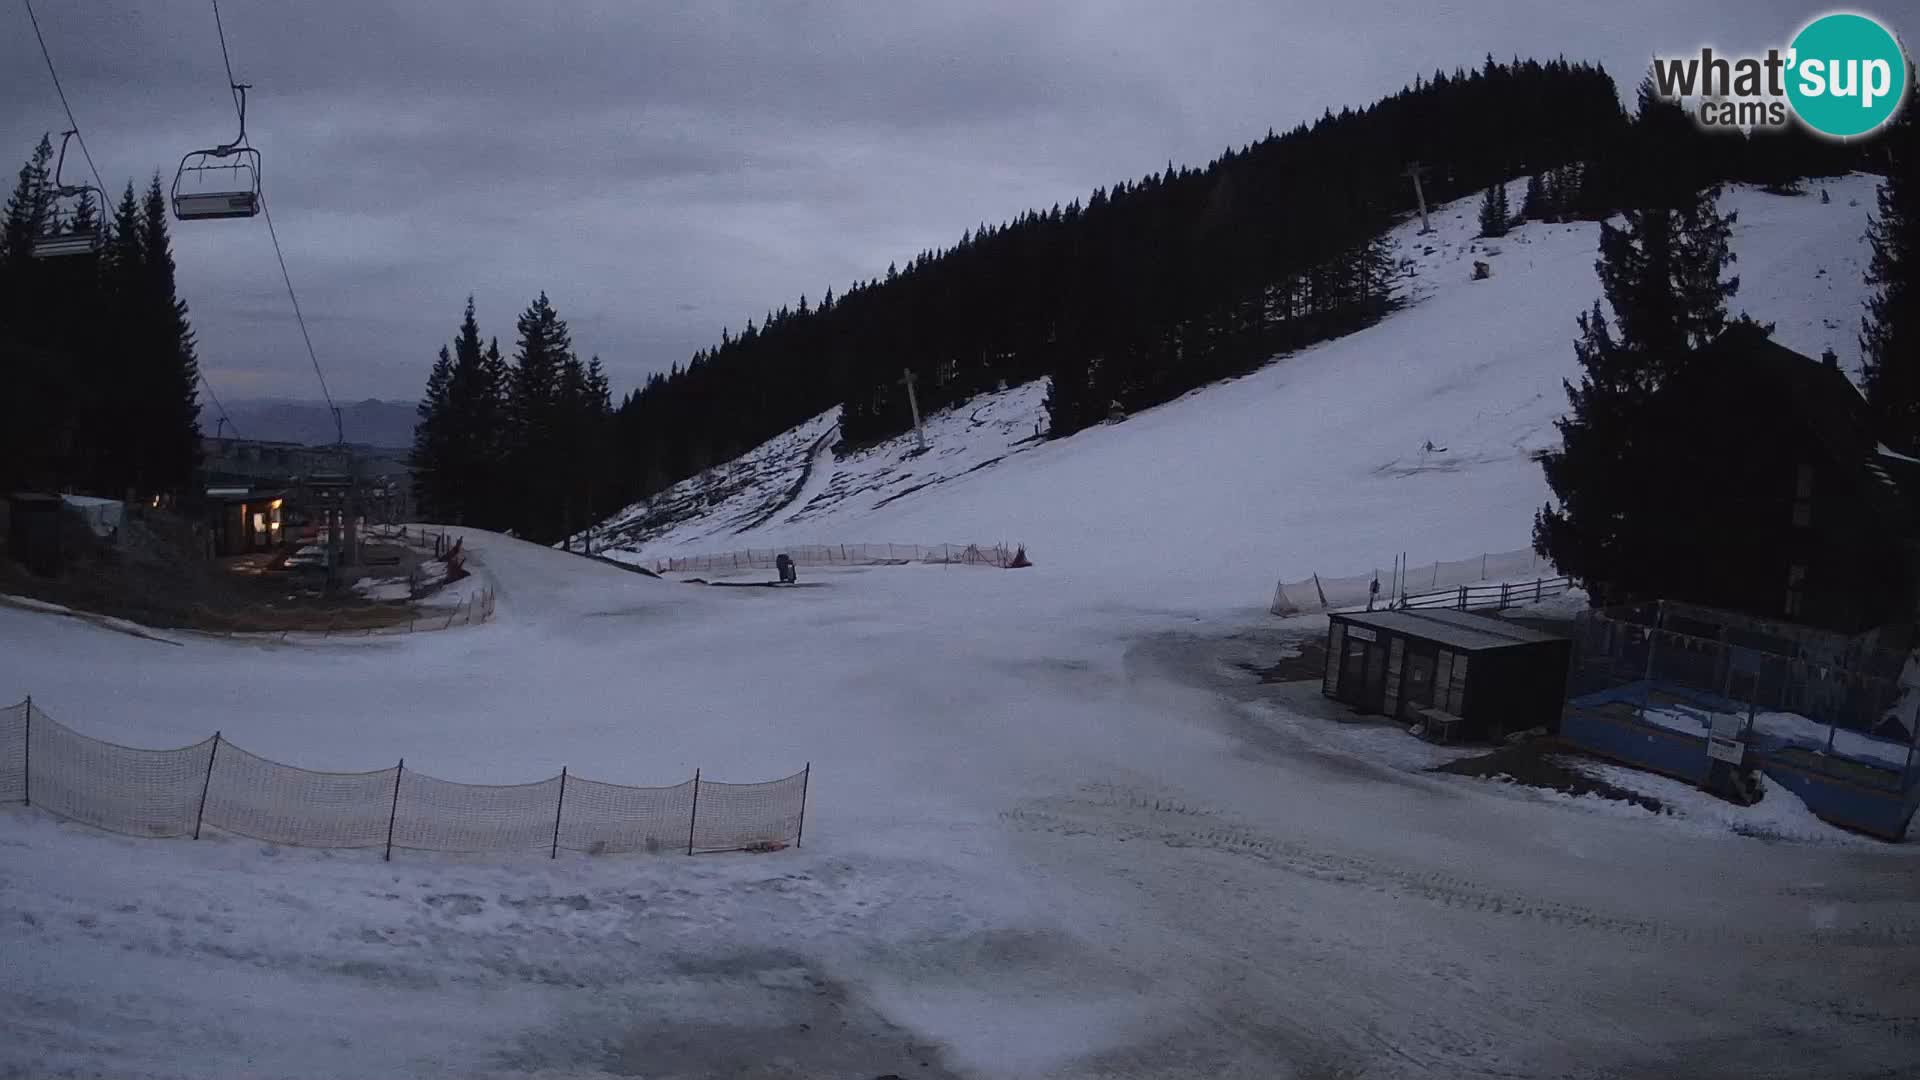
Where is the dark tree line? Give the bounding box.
[0,135,202,500]
[411,293,612,543]
[602,55,1869,513]
[610,57,1632,507]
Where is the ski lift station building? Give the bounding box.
[1322,609,1572,741]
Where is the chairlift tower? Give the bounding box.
[1404,162,1434,235]
[898,368,927,451]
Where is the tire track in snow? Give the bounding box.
[1002,786,1920,948]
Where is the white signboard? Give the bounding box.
[1707,713,1747,765]
[1347,625,1378,642]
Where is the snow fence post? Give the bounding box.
[20,695,29,807]
[384,759,404,862]
[551,767,567,860]
[1535,579,1542,602]
[1457,585,1468,610]
[1482,553,1488,579]
[796,762,810,848]
[687,769,701,856]
[194,732,220,840]
[1640,630,1659,723]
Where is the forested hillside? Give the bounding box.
[603,57,1862,520]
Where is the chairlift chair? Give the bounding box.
[32,130,106,258]
[172,83,261,221]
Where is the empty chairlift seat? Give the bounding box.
[172,84,262,222]
[172,146,261,220]
[32,131,105,258]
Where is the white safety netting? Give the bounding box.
[656,543,1022,573]
[201,742,398,848]
[0,700,25,803]
[691,771,809,853]
[25,705,215,838]
[2,699,810,858]
[389,771,565,854]
[557,774,698,855]
[1271,547,1558,615]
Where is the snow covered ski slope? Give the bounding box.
[593,175,1883,611]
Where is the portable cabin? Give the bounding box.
[1323,608,1572,741]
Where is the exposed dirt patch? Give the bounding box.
[1239,636,1327,683]
[1434,739,1667,813]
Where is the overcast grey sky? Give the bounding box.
[2,1,1901,403]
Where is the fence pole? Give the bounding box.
[551,766,567,859]
[385,759,404,862]
[1500,584,1509,608]
[21,695,30,806]
[194,732,220,840]
[796,762,810,848]
[1481,552,1487,579]
[1457,585,1467,611]
[1641,630,1658,722]
[1535,578,1542,602]
[687,768,701,856]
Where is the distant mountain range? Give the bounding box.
[200,399,418,448]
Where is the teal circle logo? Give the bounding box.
[1786,13,1907,138]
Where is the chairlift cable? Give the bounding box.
[198,375,241,440]
[261,197,339,440]
[20,0,108,195]
[206,0,342,445]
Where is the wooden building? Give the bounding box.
[1323,609,1572,741]
[1635,326,1920,643]
[202,487,285,556]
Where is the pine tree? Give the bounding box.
[437,297,507,525]
[1535,179,1740,599]
[134,173,202,494]
[505,292,575,540]
[410,346,454,517]
[1521,172,1548,222]
[0,134,52,266]
[1477,184,1509,238]
[1861,78,1918,450]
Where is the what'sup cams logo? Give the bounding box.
[1651,11,1908,138]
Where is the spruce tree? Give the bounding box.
[1477,184,1509,238]
[1521,173,1548,222]
[0,134,52,266]
[1861,77,1918,450]
[441,297,503,524]
[410,346,454,517]
[506,292,575,540]
[135,173,202,495]
[1535,177,1740,600]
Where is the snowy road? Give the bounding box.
[4,532,1919,1079]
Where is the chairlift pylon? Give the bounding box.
[172,82,261,221]
[31,130,107,258]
